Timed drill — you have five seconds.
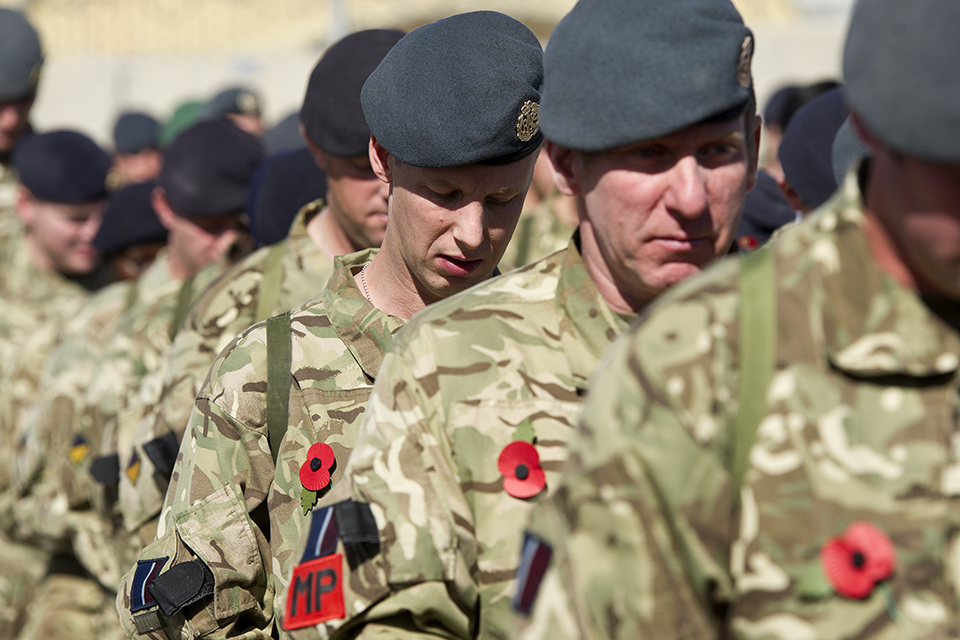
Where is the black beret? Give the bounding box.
[12,130,111,204]
[844,0,960,162]
[763,85,799,129]
[0,9,43,101]
[541,0,753,152]
[113,112,160,154]
[265,112,306,154]
[832,116,870,186]
[778,87,847,210]
[93,181,168,255]
[201,86,262,120]
[361,12,543,168]
[301,29,404,158]
[248,148,326,246]
[159,120,265,217]
[736,169,796,252]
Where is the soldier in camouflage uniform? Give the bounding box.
[117,13,543,639]
[518,1,960,638]
[117,30,401,538]
[282,0,760,638]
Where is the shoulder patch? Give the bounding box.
[283,553,346,630]
[512,532,552,615]
[301,505,340,563]
[148,559,214,617]
[90,453,121,484]
[130,557,168,613]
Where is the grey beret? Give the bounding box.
[0,9,43,101]
[201,86,262,120]
[361,11,543,168]
[778,87,847,210]
[843,0,960,162]
[301,29,405,158]
[831,116,870,186]
[113,112,160,154]
[541,0,754,152]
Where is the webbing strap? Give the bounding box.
[169,275,196,341]
[266,310,293,464]
[732,246,777,491]
[254,242,286,323]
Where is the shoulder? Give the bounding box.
[187,244,277,326]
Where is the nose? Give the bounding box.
[663,155,708,219]
[452,201,486,252]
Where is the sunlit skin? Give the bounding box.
[359,136,538,319]
[0,95,34,155]
[152,187,242,281]
[16,187,104,275]
[548,114,761,314]
[113,149,163,186]
[226,113,265,138]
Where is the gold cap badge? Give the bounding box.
[28,62,42,90]
[516,100,540,142]
[237,91,258,114]
[737,36,753,90]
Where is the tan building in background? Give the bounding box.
[1,0,850,145]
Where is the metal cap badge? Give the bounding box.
[516,100,540,142]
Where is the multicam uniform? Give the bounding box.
[118,202,332,534]
[500,193,577,270]
[118,250,405,639]
[520,172,960,639]
[0,160,21,241]
[288,234,630,640]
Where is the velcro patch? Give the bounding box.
[148,559,214,617]
[90,453,120,484]
[301,506,339,563]
[283,553,346,630]
[130,557,168,612]
[512,532,552,615]
[132,609,165,635]
[143,431,180,477]
[332,500,378,545]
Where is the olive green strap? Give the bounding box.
[266,310,293,464]
[168,275,196,341]
[254,242,286,323]
[732,246,777,491]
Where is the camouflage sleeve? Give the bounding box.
[117,336,277,640]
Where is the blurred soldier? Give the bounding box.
[117,12,542,639]
[519,1,960,639]
[114,30,399,548]
[283,0,759,637]
[110,112,163,187]
[157,99,202,148]
[0,7,43,238]
[246,147,326,247]
[94,181,168,281]
[201,86,265,137]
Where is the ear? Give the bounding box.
[15,185,35,225]
[151,186,178,230]
[545,141,586,197]
[302,125,328,170]
[369,136,393,185]
[746,114,763,192]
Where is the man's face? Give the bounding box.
[114,149,163,186]
[323,152,390,250]
[553,115,758,311]
[869,148,960,299]
[382,151,537,304]
[167,211,242,275]
[0,95,34,154]
[108,241,165,281]
[18,192,103,275]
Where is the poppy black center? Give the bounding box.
[515,464,529,480]
[852,552,865,568]
[310,458,322,472]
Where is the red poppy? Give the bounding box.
[498,441,546,499]
[299,443,335,492]
[820,521,896,599]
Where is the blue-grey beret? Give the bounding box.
[361,12,543,168]
[12,130,111,204]
[843,0,960,162]
[763,85,799,129]
[778,87,847,210]
[93,181,168,256]
[541,0,754,152]
[113,112,160,154]
[201,86,263,121]
[831,116,869,186]
[302,29,404,158]
[265,112,306,154]
[0,9,43,101]
[248,148,326,247]
[159,120,265,217]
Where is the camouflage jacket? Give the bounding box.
[500,194,576,270]
[519,172,960,639]
[119,202,331,533]
[291,236,631,640]
[0,161,21,242]
[118,249,407,639]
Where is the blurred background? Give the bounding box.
[2,0,855,147]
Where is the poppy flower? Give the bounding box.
[498,441,546,499]
[820,521,896,599]
[300,443,335,492]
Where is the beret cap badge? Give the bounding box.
[237,91,258,114]
[516,100,540,143]
[737,36,753,90]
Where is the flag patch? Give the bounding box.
[301,505,339,563]
[130,557,168,612]
[512,532,552,615]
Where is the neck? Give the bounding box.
[308,205,363,260]
[354,236,430,320]
[23,232,55,273]
[861,170,920,292]
[165,248,193,281]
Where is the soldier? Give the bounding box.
[115,29,400,541]
[117,12,543,639]
[110,112,163,187]
[519,1,960,638]
[0,7,43,237]
[285,0,760,637]
[201,86,265,138]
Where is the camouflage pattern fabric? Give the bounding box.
[291,235,631,640]
[500,193,577,270]
[16,571,127,640]
[118,201,332,534]
[117,249,406,639]
[518,171,960,639]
